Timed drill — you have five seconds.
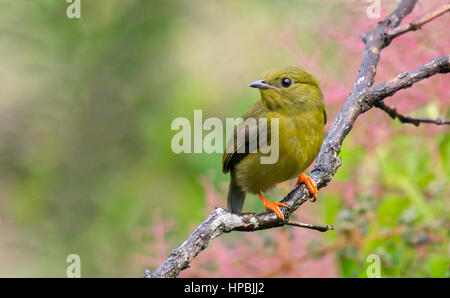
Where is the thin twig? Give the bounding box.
[388,3,450,39]
[375,101,450,126]
[286,220,334,232]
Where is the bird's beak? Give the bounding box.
[249,79,272,89]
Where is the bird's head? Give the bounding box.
[249,67,323,112]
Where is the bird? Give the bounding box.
[222,67,326,220]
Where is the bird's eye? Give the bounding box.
[281,78,292,88]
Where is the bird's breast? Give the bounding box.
[234,111,324,194]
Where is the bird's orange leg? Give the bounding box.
[258,192,287,220]
[294,173,318,201]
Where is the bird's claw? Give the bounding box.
[295,174,318,201]
[258,192,287,220]
[263,201,287,220]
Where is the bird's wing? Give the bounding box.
[222,101,270,173]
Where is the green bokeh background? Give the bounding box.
[0,0,448,277]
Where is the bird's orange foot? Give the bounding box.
[294,174,318,202]
[258,192,287,220]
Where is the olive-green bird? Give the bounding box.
[222,67,326,219]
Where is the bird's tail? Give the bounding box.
[227,172,246,214]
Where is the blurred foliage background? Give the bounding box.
[0,0,448,277]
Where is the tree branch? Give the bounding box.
[361,55,450,112]
[146,0,449,278]
[375,101,450,126]
[387,3,450,39]
[286,220,334,232]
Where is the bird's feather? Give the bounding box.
[222,101,270,173]
[227,171,246,213]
